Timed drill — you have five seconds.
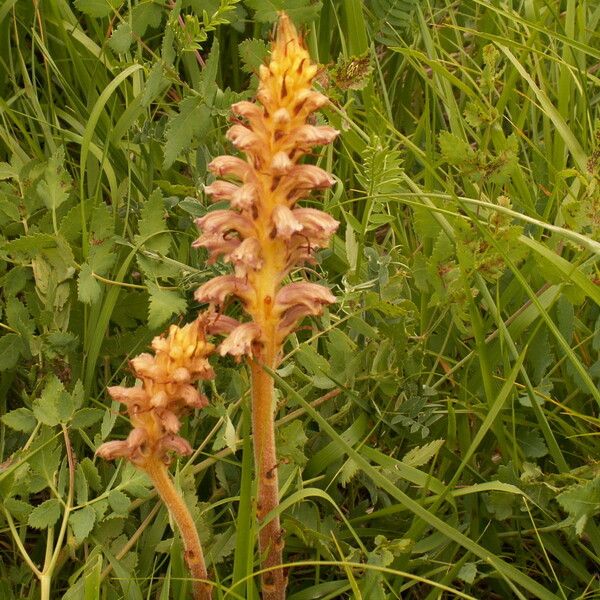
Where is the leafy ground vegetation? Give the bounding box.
[1,0,600,598]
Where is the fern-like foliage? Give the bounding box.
[365,0,419,46]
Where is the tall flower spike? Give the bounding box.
[97,314,216,600]
[193,13,339,600]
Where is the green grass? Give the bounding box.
[1,1,599,599]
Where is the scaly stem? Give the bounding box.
[144,457,212,600]
[250,358,286,600]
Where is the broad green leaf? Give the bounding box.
[141,62,170,107]
[0,333,24,370]
[1,407,36,432]
[78,263,102,304]
[28,498,61,529]
[108,489,131,514]
[458,562,478,584]
[69,506,97,543]
[163,97,211,168]
[71,408,104,429]
[438,131,475,165]
[80,457,102,492]
[146,282,186,329]
[131,2,163,36]
[37,147,72,212]
[108,22,133,54]
[74,0,123,18]
[4,498,33,521]
[135,188,171,254]
[557,476,600,536]
[32,376,75,426]
[238,38,269,73]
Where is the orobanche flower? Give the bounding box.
[193,13,339,600]
[97,316,215,467]
[194,15,339,357]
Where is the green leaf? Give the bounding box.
[245,0,322,23]
[0,333,24,371]
[557,475,600,536]
[438,131,475,165]
[131,2,163,36]
[37,146,72,212]
[199,39,220,103]
[71,408,104,429]
[28,498,61,529]
[518,428,548,458]
[0,162,18,180]
[108,22,133,53]
[1,408,37,433]
[163,96,211,168]
[69,506,96,543]
[78,263,102,304]
[141,62,170,107]
[401,439,445,468]
[147,282,186,329]
[74,0,123,18]
[32,375,75,426]
[135,188,171,254]
[458,562,478,584]
[108,489,131,514]
[4,498,33,521]
[238,38,269,73]
[80,457,102,492]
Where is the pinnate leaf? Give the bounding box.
[69,506,97,543]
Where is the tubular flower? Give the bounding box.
[192,13,338,600]
[194,14,339,354]
[96,315,216,467]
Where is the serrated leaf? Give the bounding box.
[78,263,102,304]
[28,498,61,529]
[0,333,24,370]
[2,233,58,257]
[339,458,360,487]
[69,506,96,543]
[238,38,269,73]
[32,375,74,426]
[439,131,475,165]
[146,282,186,329]
[245,0,322,23]
[74,0,123,18]
[517,428,548,458]
[401,439,444,468]
[108,489,131,514]
[199,39,219,104]
[557,475,600,536]
[71,408,104,429]
[1,408,37,432]
[80,457,102,492]
[135,188,171,254]
[108,22,133,53]
[4,498,33,521]
[458,562,478,584]
[37,146,72,212]
[163,97,211,168]
[142,62,170,107]
[131,2,163,36]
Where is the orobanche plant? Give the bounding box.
[97,12,337,600]
[194,13,338,600]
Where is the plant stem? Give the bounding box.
[144,457,212,600]
[250,359,286,600]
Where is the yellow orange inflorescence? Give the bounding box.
[193,14,338,600]
[194,14,339,357]
[96,316,215,466]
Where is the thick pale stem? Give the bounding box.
[145,457,212,600]
[250,358,287,600]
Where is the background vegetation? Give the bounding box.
[1,0,599,598]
